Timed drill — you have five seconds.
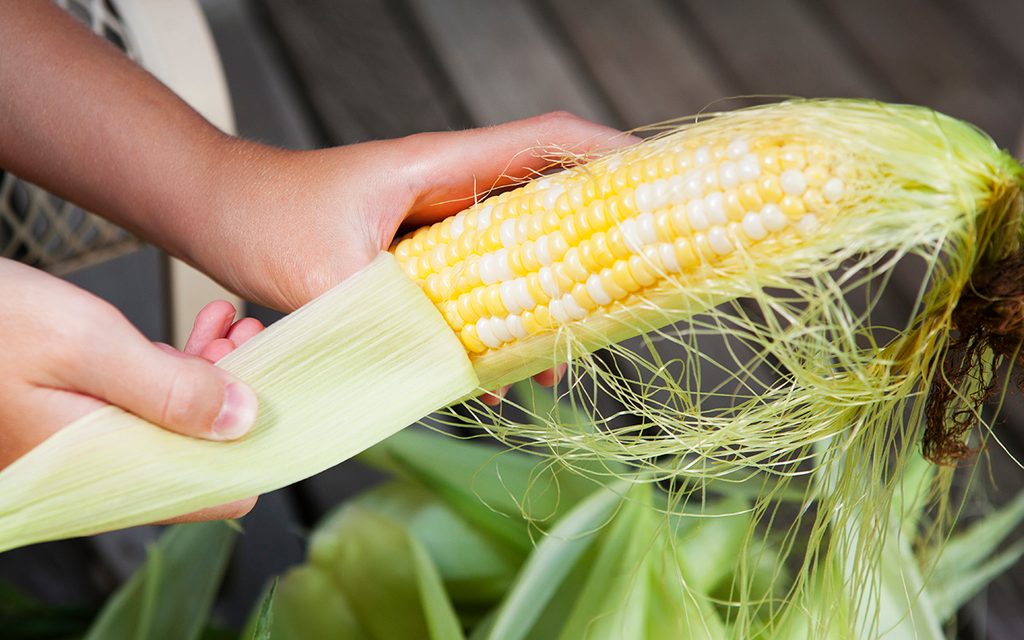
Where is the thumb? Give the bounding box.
[73,333,258,441]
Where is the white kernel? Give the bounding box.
[544,185,565,210]
[704,192,727,225]
[708,226,734,255]
[667,175,687,204]
[477,205,493,230]
[620,219,644,252]
[823,178,844,202]
[761,204,787,231]
[500,281,522,314]
[652,179,670,208]
[796,214,819,236]
[539,266,561,298]
[606,156,622,172]
[781,169,807,196]
[687,200,709,231]
[479,254,498,285]
[702,169,719,192]
[741,212,768,241]
[684,173,704,199]
[549,299,571,324]
[739,154,761,181]
[727,137,749,159]
[635,183,654,212]
[490,316,515,343]
[695,145,712,166]
[536,236,553,266]
[514,278,535,311]
[495,249,514,281]
[450,215,465,240]
[660,242,681,273]
[500,218,518,248]
[719,162,739,189]
[476,319,501,349]
[562,294,588,320]
[636,212,658,245]
[586,274,613,305]
[506,314,528,339]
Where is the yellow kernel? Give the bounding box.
[409,236,426,255]
[518,197,533,215]
[578,241,601,273]
[521,310,543,334]
[612,166,630,192]
[575,211,593,238]
[590,232,617,267]
[628,254,657,287]
[606,227,631,259]
[780,145,807,170]
[556,194,573,216]
[527,215,546,239]
[533,304,554,328]
[394,240,411,259]
[598,173,615,196]
[521,242,540,272]
[654,210,674,241]
[400,258,419,279]
[460,325,487,353]
[674,237,699,270]
[444,242,461,265]
[660,153,676,176]
[621,192,637,213]
[423,274,443,301]
[485,285,506,316]
[805,164,830,187]
[469,288,489,318]
[571,283,599,311]
[549,232,569,260]
[530,192,545,212]
[780,195,806,216]
[693,233,713,260]
[803,188,825,211]
[552,263,576,290]
[463,259,482,288]
[644,157,661,180]
[739,183,764,210]
[758,175,784,202]
[761,150,781,174]
[543,211,561,231]
[712,144,728,161]
[563,247,589,281]
[569,185,586,210]
[583,181,598,200]
[509,248,526,276]
[416,256,432,279]
[443,303,464,331]
[561,216,581,245]
[587,201,609,233]
[669,207,691,236]
[607,196,630,222]
[612,260,641,293]
[628,163,644,186]
[525,273,548,304]
[482,226,502,251]
[724,191,744,221]
[599,269,629,300]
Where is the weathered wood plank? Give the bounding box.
[679,0,892,100]
[407,0,615,126]
[542,0,732,127]
[262,0,466,143]
[814,0,1024,147]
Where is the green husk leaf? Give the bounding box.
[0,254,479,551]
[930,489,1024,584]
[309,505,464,640]
[350,480,521,608]
[244,579,276,640]
[482,482,627,640]
[927,540,1024,621]
[270,565,369,640]
[83,521,236,640]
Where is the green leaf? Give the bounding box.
[310,506,464,640]
[270,565,369,640]
[674,494,753,594]
[351,481,521,606]
[646,532,729,640]
[247,580,276,640]
[362,428,598,552]
[931,489,1024,585]
[556,486,653,640]
[483,482,627,640]
[928,539,1024,621]
[84,521,236,640]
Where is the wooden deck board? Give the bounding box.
[406,0,614,126]
[541,0,731,127]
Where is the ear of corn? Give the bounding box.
[0,99,1021,551]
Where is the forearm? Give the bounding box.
[0,0,234,260]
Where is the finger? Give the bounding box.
[404,112,640,225]
[184,300,236,356]
[532,363,569,387]
[227,317,264,347]
[481,385,510,406]
[73,326,258,441]
[199,338,236,364]
[156,496,258,524]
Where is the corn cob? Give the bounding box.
[0,99,1021,550]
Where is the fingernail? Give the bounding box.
[212,382,258,440]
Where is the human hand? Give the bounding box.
[0,260,258,481]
